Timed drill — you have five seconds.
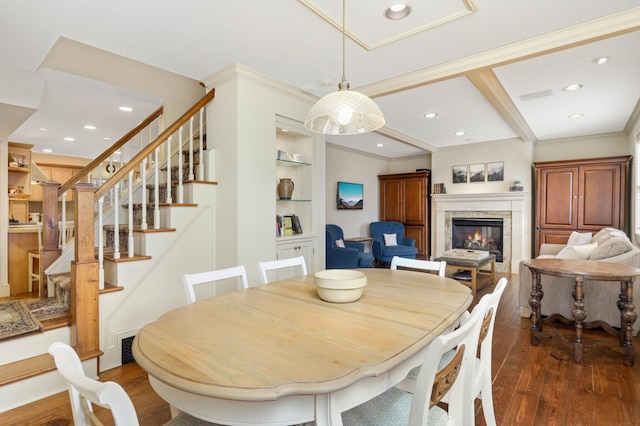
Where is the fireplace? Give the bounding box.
[452,218,504,262]
[432,192,529,273]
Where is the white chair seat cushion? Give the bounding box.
[342,386,448,426]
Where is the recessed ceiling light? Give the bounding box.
[38,127,48,131]
[119,106,133,112]
[84,124,97,130]
[281,128,289,132]
[592,55,610,65]
[424,112,438,118]
[319,79,334,87]
[562,84,583,91]
[568,113,584,119]
[64,137,75,141]
[115,151,121,155]
[384,3,412,20]
[42,148,53,153]
[455,131,465,136]
[102,137,112,140]
[377,143,384,147]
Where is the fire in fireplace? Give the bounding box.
[451,218,503,262]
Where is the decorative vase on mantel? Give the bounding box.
[278,178,294,200]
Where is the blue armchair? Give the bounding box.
[326,224,374,269]
[369,221,418,265]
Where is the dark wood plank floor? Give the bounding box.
[3,272,639,425]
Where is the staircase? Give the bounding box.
[0,91,217,413]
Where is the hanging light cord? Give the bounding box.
[340,0,348,90]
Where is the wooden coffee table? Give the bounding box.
[435,253,496,296]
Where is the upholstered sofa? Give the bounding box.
[519,228,640,336]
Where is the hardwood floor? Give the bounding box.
[3,272,639,425]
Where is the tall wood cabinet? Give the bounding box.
[378,171,431,259]
[534,155,630,255]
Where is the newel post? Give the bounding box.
[71,183,99,355]
[41,182,61,297]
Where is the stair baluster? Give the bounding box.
[177,126,184,203]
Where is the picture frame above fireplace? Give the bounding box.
[487,161,504,181]
[452,165,468,183]
[469,163,485,183]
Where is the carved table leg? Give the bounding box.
[571,275,586,364]
[617,280,637,367]
[529,270,543,345]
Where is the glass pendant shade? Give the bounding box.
[305,83,385,135]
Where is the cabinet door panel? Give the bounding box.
[403,178,426,225]
[538,167,577,228]
[379,179,403,222]
[537,229,572,249]
[579,165,620,229]
[404,225,427,259]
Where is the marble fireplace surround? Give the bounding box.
[432,192,529,273]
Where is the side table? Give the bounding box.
[522,258,639,366]
[344,237,374,253]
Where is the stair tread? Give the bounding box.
[102,252,152,262]
[102,224,176,233]
[0,349,102,387]
[100,283,124,294]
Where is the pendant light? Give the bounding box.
[304,0,385,135]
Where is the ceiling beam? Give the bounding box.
[359,7,640,99]
[466,69,537,143]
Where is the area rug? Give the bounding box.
[25,298,70,321]
[0,300,43,340]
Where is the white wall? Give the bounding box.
[431,138,534,195]
[204,65,325,285]
[533,133,629,162]
[325,145,389,240]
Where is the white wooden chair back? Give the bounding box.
[470,277,508,426]
[49,342,139,426]
[183,265,249,304]
[342,296,488,425]
[257,256,307,284]
[59,220,75,248]
[390,256,446,276]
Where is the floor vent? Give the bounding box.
[122,336,135,365]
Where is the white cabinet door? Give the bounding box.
[276,238,317,280]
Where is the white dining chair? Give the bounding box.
[397,277,509,426]
[257,256,307,284]
[456,277,508,426]
[28,221,75,295]
[183,266,249,304]
[390,256,446,276]
[49,342,220,426]
[341,295,489,425]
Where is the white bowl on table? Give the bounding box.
[313,269,367,303]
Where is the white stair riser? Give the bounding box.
[0,357,98,414]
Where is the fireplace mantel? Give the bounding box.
[432,192,530,272]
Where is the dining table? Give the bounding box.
[132,268,473,425]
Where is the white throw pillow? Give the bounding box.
[336,239,345,248]
[567,231,592,246]
[556,243,598,260]
[383,233,398,246]
[589,237,635,260]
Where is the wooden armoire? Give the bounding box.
[533,155,630,256]
[378,171,431,259]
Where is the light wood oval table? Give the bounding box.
[133,268,473,425]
